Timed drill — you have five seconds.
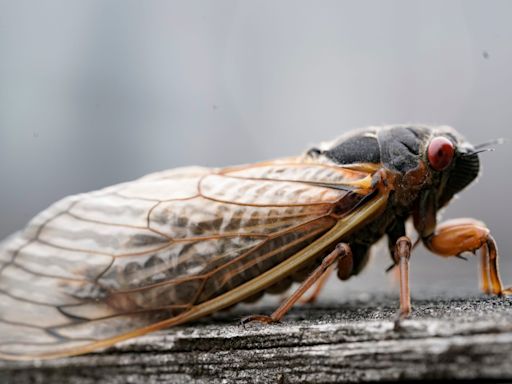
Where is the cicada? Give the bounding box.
[0,125,509,360]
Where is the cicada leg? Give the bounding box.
[480,242,491,294]
[426,218,512,296]
[394,236,413,322]
[299,265,334,304]
[300,242,355,304]
[241,243,352,325]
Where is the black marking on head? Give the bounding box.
[377,126,430,173]
[323,134,380,165]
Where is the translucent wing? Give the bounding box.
[0,157,381,360]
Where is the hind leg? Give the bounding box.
[301,242,368,304]
[242,243,353,325]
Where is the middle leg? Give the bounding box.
[394,236,413,321]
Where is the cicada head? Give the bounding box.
[422,126,481,208]
[374,125,481,208]
[315,125,481,210]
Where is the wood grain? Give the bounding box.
[1,295,511,383]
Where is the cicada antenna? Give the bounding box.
[473,138,506,150]
[461,138,506,158]
[461,148,495,157]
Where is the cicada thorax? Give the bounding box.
[308,126,437,280]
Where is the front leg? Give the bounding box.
[425,218,512,295]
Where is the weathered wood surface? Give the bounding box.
[1,295,512,383]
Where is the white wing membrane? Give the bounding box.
[0,158,378,359]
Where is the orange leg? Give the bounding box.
[484,234,512,295]
[481,244,491,294]
[426,218,512,295]
[242,243,352,325]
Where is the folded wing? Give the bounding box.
[0,158,378,359]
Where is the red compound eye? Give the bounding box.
[427,137,455,171]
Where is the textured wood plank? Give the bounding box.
[1,295,512,383]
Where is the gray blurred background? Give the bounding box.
[0,0,511,299]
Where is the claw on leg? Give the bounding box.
[241,315,278,326]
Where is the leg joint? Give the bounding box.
[394,236,412,263]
